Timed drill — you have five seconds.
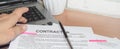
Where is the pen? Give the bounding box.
[59,21,73,49]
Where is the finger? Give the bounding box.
[10,24,27,37]
[0,13,7,15]
[9,7,29,23]
[0,14,8,20]
[6,7,29,27]
[117,33,120,40]
[18,17,27,23]
[11,7,29,18]
[0,13,7,16]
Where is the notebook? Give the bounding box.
[0,0,57,25]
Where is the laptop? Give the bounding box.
[0,0,58,25]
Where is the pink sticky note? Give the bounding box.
[22,32,37,35]
[89,40,107,42]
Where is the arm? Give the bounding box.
[55,9,120,39]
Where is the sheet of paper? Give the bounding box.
[9,24,97,49]
[93,34,120,49]
[8,23,120,49]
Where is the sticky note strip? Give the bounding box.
[89,40,107,42]
[22,32,37,35]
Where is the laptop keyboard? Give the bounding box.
[0,6,46,23]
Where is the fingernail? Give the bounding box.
[23,24,27,30]
[16,24,27,30]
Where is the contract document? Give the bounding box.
[8,23,120,49]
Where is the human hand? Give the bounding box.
[0,7,29,45]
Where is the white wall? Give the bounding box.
[67,0,120,18]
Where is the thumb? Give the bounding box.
[11,24,27,37]
[0,24,27,45]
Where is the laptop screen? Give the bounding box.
[0,0,11,2]
[0,0,22,2]
[0,0,37,2]
[0,0,37,5]
[0,0,20,4]
[0,0,29,2]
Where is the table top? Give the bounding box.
[54,9,120,39]
[1,9,120,49]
